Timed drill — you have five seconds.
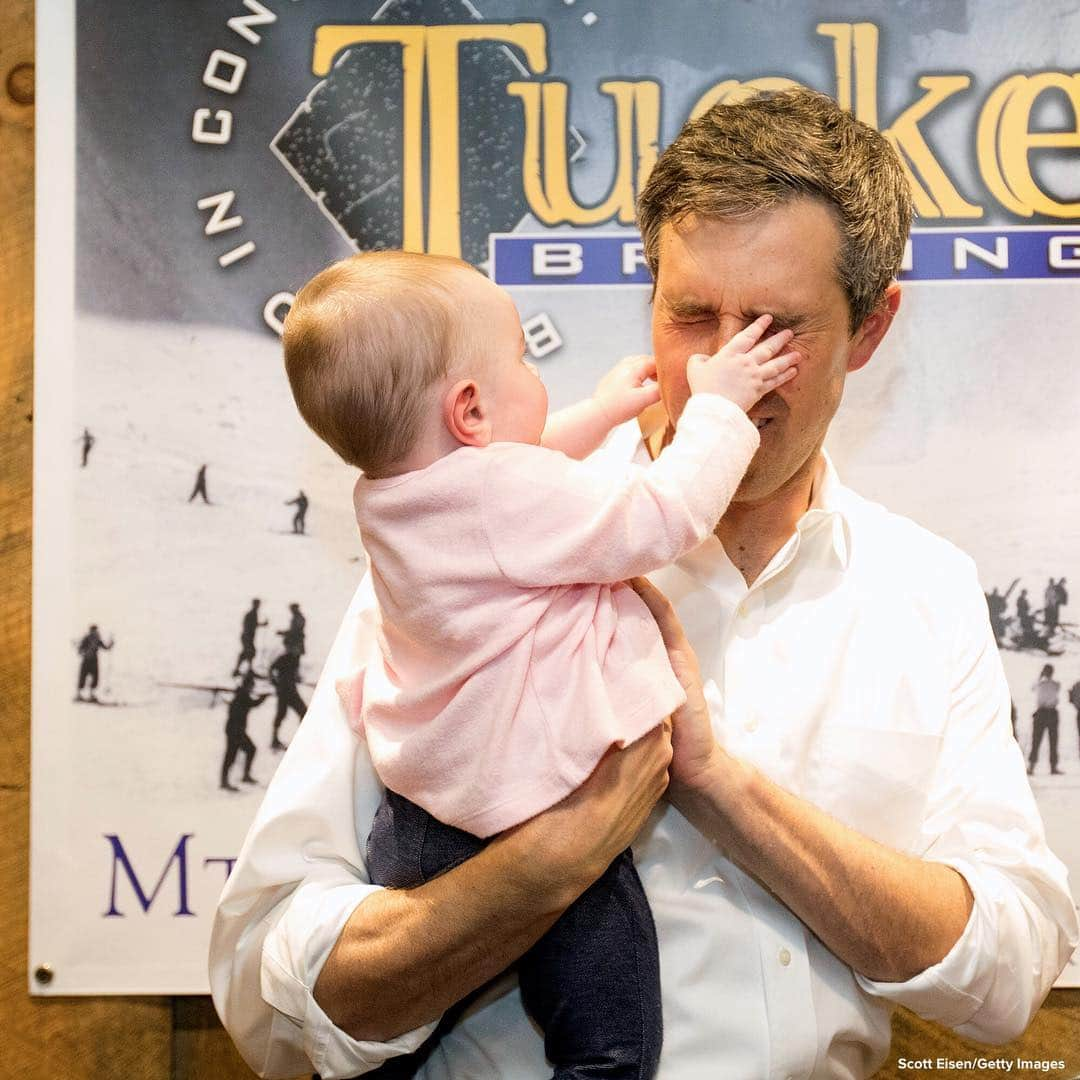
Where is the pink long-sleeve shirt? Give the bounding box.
[340,393,759,836]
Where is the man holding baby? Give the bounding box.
[210,88,1077,1079]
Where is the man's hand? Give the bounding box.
[628,577,974,985]
[687,313,798,412]
[593,355,662,428]
[315,720,673,1042]
[629,576,718,797]
[532,716,674,886]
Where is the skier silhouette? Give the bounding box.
[220,670,269,791]
[233,598,268,677]
[188,463,210,504]
[1043,578,1061,635]
[985,588,1007,646]
[985,578,1018,647]
[1069,679,1080,757]
[1028,663,1063,776]
[80,428,95,468]
[277,603,306,657]
[286,490,309,534]
[1048,577,1068,635]
[75,624,114,702]
[268,645,307,751]
[1015,588,1034,639]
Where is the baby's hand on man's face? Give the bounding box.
[593,354,662,427]
[686,314,799,413]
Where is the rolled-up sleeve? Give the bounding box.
[209,575,439,1079]
[855,557,1079,1042]
[262,877,437,1078]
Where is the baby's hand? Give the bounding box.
[593,354,662,427]
[686,314,798,411]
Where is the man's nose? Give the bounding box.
[714,315,752,352]
[689,316,753,358]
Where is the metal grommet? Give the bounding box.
[34,964,54,986]
[6,62,34,106]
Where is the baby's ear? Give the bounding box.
[443,378,492,447]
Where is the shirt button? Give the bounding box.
[744,716,758,733]
[778,947,792,967]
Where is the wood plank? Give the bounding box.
[0,0,34,796]
[0,2,176,1077]
[875,996,1080,1078]
[174,996,265,1079]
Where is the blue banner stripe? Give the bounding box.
[490,229,1080,286]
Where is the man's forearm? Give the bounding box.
[315,724,673,1042]
[671,753,974,983]
[314,827,589,1042]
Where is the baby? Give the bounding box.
[282,250,796,1078]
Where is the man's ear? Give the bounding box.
[443,379,493,447]
[847,283,901,373]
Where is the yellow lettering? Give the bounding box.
[818,25,980,218]
[311,24,548,256]
[977,72,1080,217]
[633,80,661,196]
[508,80,660,226]
[423,26,548,255]
[817,22,878,127]
[883,76,983,218]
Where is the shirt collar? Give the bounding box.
[635,406,852,572]
[802,451,852,571]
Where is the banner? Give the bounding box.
[32,0,1080,993]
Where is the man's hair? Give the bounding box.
[282,251,473,475]
[636,87,912,330]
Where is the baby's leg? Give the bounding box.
[362,790,492,1079]
[366,796,662,1078]
[518,847,662,1080]
[365,788,488,889]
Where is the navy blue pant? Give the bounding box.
[359,788,663,1079]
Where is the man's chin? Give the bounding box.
[735,451,815,506]
[733,471,780,505]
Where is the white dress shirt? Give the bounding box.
[209,423,1078,1080]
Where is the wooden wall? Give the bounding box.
[0,1,1076,1075]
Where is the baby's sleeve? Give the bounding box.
[483,393,758,588]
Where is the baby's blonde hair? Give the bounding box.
[283,251,475,475]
